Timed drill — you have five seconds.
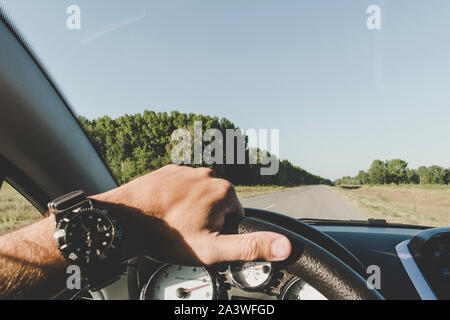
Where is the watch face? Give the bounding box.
[55,207,121,265]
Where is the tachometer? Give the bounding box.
[141,264,215,300]
[229,261,272,290]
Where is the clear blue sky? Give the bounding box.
[2,0,450,180]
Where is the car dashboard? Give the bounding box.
[131,258,326,300]
[90,223,449,301]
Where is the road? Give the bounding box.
[240,185,366,220]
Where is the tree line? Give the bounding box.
[336,159,450,185]
[78,111,331,186]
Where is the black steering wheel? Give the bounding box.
[230,215,384,300]
[128,210,385,300]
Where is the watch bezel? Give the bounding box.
[54,202,122,266]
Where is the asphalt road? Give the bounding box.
[240,185,366,220]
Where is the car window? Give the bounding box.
[0,181,43,235]
[1,1,449,228]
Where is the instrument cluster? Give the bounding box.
[137,257,326,300]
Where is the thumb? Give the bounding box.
[210,232,291,263]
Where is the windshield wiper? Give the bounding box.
[299,218,430,229]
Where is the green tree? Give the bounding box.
[418,166,432,184]
[338,161,448,186]
[385,159,408,184]
[357,170,369,184]
[78,111,331,186]
[429,165,448,185]
[368,160,389,184]
[406,168,420,184]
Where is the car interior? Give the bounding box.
[1,6,449,301]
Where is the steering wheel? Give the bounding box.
[226,215,384,300]
[127,212,385,300]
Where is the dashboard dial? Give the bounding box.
[280,278,327,300]
[141,264,215,300]
[229,262,272,290]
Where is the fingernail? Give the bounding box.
[271,237,291,260]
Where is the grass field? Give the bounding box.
[0,182,43,235]
[235,185,295,199]
[335,185,450,227]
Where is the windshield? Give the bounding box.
[2,1,449,227]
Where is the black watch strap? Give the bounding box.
[85,256,125,291]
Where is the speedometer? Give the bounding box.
[140,264,215,300]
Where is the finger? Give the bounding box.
[209,232,291,263]
[196,167,217,178]
[206,180,244,231]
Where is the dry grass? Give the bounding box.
[235,185,295,199]
[0,182,43,235]
[335,185,450,227]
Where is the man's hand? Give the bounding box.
[0,164,291,299]
[92,165,292,265]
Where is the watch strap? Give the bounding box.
[85,256,126,291]
[48,190,86,213]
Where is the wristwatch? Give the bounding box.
[49,190,124,291]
